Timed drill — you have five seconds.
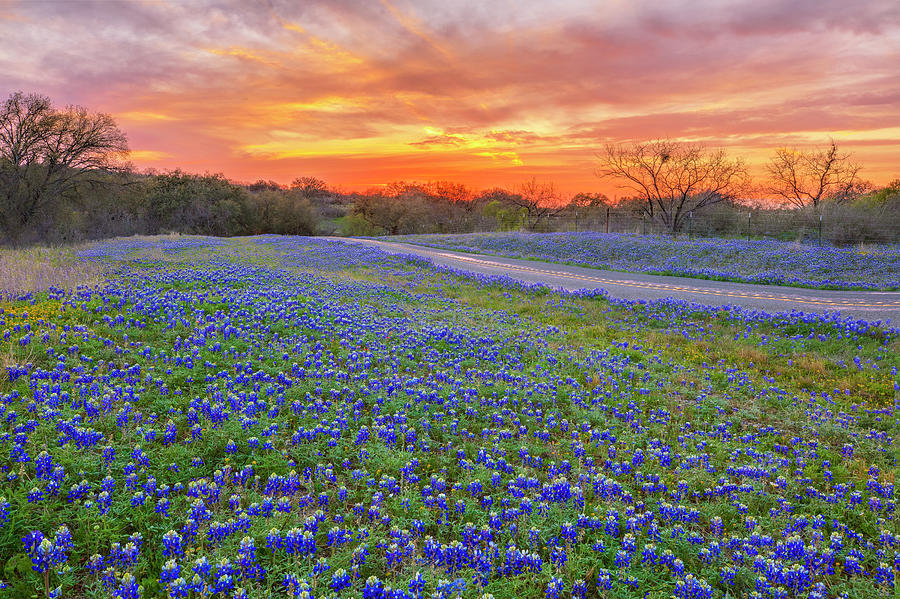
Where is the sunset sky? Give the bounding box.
[1,0,898,195]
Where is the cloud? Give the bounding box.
[128,150,173,162]
[409,134,467,147]
[0,0,897,193]
[484,130,543,144]
[474,150,524,166]
[116,112,177,123]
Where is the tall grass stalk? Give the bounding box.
[0,244,104,299]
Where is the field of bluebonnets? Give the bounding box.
[396,233,900,291]
[0,235,898,599]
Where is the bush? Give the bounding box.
[249,189,317,236]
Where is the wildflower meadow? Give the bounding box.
[396,233,900,291]
[0,236,897,599]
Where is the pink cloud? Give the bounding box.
[0,0,896,194]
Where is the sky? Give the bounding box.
[1,0,898,196]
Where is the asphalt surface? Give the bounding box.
[331,237,900,323]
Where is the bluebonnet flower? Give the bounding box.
[312,557,329,578]
[545,577,563,599]
[212,574,233,594]
[22,526,71,574]
[364,576,383,599]
[674,574,714,599]
[0,496,10,525]
[160,559,180,585]
[161,530,183,558]
[330,568,351,592]
[597,570,613,591]
[409,570,426,595]
[114,573,141,599]
[237,536,264,581]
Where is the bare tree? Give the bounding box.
[597,140,748,235]
[0,92,129,240]
[427,181,472,205]
[290,176,328,198]
[766,140,861,210]
[509,178,566,231]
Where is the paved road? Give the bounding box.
[332,237,900,323]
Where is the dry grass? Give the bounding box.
[0,244,105,299]
[0,340,38,384]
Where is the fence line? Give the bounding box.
[539,207,900,245]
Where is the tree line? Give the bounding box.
[2,91,897,246]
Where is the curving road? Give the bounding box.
[332,237,900,323]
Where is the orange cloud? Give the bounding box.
[128,150,173,162]
[1,0,896,195]
[409,134,467,147]
[116,111,176,123]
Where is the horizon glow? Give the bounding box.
[2,0,898,196]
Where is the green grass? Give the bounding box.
[0,236,896,599]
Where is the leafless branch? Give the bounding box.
[766,140,861,210]
[597,139,748,234]
[1,92,129,239]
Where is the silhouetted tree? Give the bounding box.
[290,176,328,198]
[566,192,611,230]
[246,179,284,192]
[598,139,748,235]
[766,141,861,211]
[0,91,129,241]
[571,192,611,208]
[427,181,472,205]
[508,178,565,231]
